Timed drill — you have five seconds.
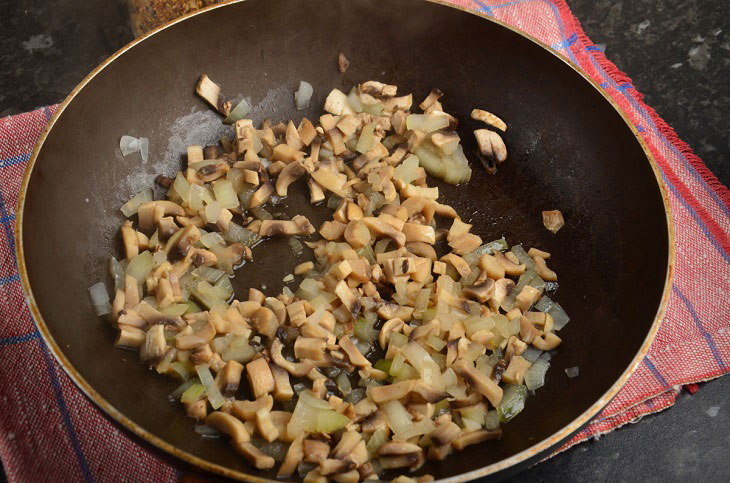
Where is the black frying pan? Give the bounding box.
[16,0,672,480]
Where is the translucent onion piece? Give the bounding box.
[565,366,580,378]
[382,400,412,437]
[126,250,155,283]
[180,382,206,404]
[119,135,140,156]
[194,424,222,438]
[213,179,239,209]
[224,222,259,246]
[195,364,225,409]
[548,302,571,330]
[120,188,153,217]
[88,282,112,316]
[109,257,125,291]
[224,98,252,124]
[484,410,501,430]
[168,378,197,402]
[192,266,225,284]
[201,231,226,248]
[510,245,535,270]
[524,357,550,391]
[521,347,543,363]
[294,81,313,110]
[534,295,555,312]
[498,384,527,422]
[139,137,149,162]
[288,237,304,256]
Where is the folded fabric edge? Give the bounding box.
[550,0,730,209]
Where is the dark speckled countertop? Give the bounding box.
[1,0,728,481]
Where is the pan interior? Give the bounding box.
[21,0,668,479]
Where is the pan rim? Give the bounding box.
[15,0,675,481]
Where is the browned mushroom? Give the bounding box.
[246,357,275,398]
[217,360,244,394]
[471,108,507,132]
[429,420,461,447]
[452,428,502,450]
[462,279,495,303]
[542,210,565,234]
[276,160,307,196]
[474,129,507,164]
[452,359,503,407]
[259,215,315,237]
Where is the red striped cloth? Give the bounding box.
[0,1,728,481]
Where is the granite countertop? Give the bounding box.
[1,0,728,481]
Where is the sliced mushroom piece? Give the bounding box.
[403,223,436,245]
[474,129,507,164]
[183,399,208,421]
[307,178,326,204]
[406,241,437,261]
[196,74,230,115]
[471,108,507,132]
[452,428,502,450]
[140,324,168,363]
[493,251,525,276]
[369,380,415,403]
[377,302,414,322]
[249,182,274,208]
[542,210,565,234]
[501,355,532,385]
[217,360,244,394]
[479,253,505,280]
[427,443,453,461]
[430,132,460,156]
[255,407,280,442]
[319,220,347,241]
[115,326,146,349]
[515,285,542,312]
[303,439,331,463]
[252,306,279,339]
[271,364,294,401]
[429,420,461,446]
[270,339,314,377]
[361,217,406,247]
[505,335,528,361]
[533,255,558,282]
[360,410,387,433]
[334,281,361,319]
[448,233,483,254]
[452,359,503,407]
[440,253,472,278]
[320,459,355,476]
[379,317,405,349]
[165,224,201,259]
[332,430,361,459]
[206,410,250,446]
[276,160,307,196]
[246,357,275,398]
[344,219,371,249]
[519,316,542,344]
[411,381,450,403]
[294,337,327,361]
[259,215,315,237]
[419,88,444,111]
[189,344,213,365]
[120,221,139,260]
[339,335,370,367]
[238,442,276,469]
[138,201,185,233]
[463,279,495,303]
[232,395,274,421]
[532,331,562,350]
[277,434,305,478]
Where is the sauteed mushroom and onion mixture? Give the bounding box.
[89,71,570,481]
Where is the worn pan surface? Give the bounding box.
[17,0,672,480]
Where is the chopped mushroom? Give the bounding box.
[259,215,315,236]
[542,210,565,234]
[100,77,573,480]
[474,129,507,164]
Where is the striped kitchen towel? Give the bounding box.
[0,0,728,481]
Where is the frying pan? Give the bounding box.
[16,0,673,480]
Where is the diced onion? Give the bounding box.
[382,400,412,436]
[565,366,580,378]
[224,98,252,124]
[548,302,570,330]
[88,282,112,316]
[180,382,206,404]
[223,222,259,246]
[535,295,555,312]
[213,179,239,209]
[119,135,140,156]
[288,237,304,256]
[510,245,535,270]
[126,251,155,283]
[168,378,197,402]
[139,137,149,162]
[194,425,222,438]
[524,356,550,391]
[109,257,125,291]
[521,347,543,363]
[498,384,527,422]
[294,81,313,110]
[195,364,226,409]
[120,188,153,217]
[201,231,225,248]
